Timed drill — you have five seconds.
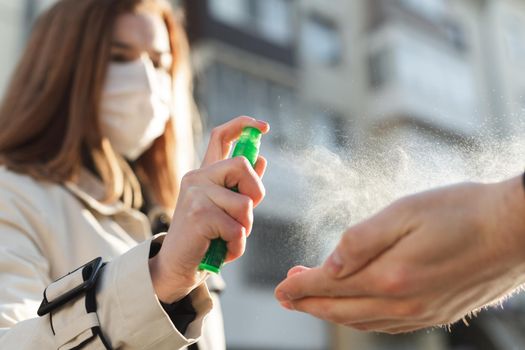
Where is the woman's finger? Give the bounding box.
[253,156,267,179]
[169,198,245,268]
[204,209,246,264]
[204,157,266,207]
[224,229,247,263]
[204,184,254,236]
[202,116,270,167]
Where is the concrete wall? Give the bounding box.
[0,0,26,97]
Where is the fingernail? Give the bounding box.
[280,301,294,310]
[327,250,343,275]
[275,291,290,302]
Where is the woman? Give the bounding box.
[0,0,269,349]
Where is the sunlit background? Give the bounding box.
[2,0,525,349]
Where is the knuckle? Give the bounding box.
[236,115,255,123]
[187,199,208,219]
[379,265,410,296]
[340,231,353,247]
[239,196,253,213]
[418,303,438,323]
[384,328,404,335]
[393,194,420,214]
[328,309,347,325]
[352,323,372,332]
[234,237,247,257]
[228,223,245,241]
[408,301,425,318]
[391,197,410,212]
[234,156,251,170]
[316,301,346,325]
[394,301,425,319]
[181,170,200,186]
[315,301,336,322]
[257,182,266,200]
[183,185,201,200]
[339,232,360,258]
[210,126,223,138]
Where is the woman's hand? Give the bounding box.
[275,176,525,333]
[200,116,270,169]
[149,116,270,303]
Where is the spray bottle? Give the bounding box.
[199,127,263,274]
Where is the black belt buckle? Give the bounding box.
[37,257,104,316]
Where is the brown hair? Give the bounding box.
[0,0,196,212]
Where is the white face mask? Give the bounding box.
[99,56,172,161]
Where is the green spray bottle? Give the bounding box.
[198,127,263,274]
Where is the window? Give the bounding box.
[208,0,294,46]
[395,38,475,114]
[208,0,248,27]
[504,16,525,65]
[369,47,394,89]
[331,114,349,149]
[398,0,448,22]
[301,14,342,66]
[444,21,467,52]
[308,108,349,151]
[257,0,294,46]
[196,63,301,144]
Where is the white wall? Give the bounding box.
[0,0,26,97]
[483,0,525,135]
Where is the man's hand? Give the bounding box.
[275,176,525,333]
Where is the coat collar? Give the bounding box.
[65,169,126,216]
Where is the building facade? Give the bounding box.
[1,0,525,349]
[185,0,525,349]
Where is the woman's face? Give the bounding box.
[111,11,172,72]
[99,10,174,161]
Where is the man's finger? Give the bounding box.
[287,265,310,278]
[347,320,418,333]
[324,198,414,279]
[275,267,366,302]
[284,297,392,325]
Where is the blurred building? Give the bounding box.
[185,0,525,349]
[1,0,525,349]
[0,0,28,97]
[0,0,55,96]
[482,0,525,136]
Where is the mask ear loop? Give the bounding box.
[141,53,174,110]
[140,54,159,94]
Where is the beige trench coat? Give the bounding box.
[0,166,226,350]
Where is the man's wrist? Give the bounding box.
[494,175,525,271]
